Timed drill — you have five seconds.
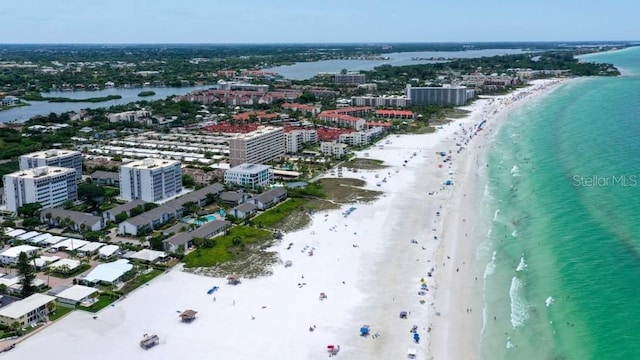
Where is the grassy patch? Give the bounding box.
[48,304,74,320]
[119,269,163,295]
[183,226,274,269]
[442,108,470,119]
[346,158,387,170]
[317,178,382,204]
[251,199,305,228]
[77,293,120,313]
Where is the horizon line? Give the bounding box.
[0,40,639,46]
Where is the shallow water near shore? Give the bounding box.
[479,46,640,359]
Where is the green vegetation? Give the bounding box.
[17,252,37,298]
[138,91,156,97]
[77,293,120,313]
[22,92,123,103]
[118,269,163,295]
[347,158,387,170]
[251,199,305,228]
[183,226,273,268]
[48,304,74,320]
[317,178,382,204]
[48,264,91,278]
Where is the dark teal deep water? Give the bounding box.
[480,47,640,360]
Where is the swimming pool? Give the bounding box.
[182,214,219,225]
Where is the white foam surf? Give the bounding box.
[484,251,497,279]
[509,276,529,328]
[545,296,554,307]
[515,255,527,272]
[510,165,521,177]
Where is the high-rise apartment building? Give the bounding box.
[19,149,83,180]
[405,85,473,106]
[119,159,182,202]
[228,126,285,167]
[3,166,78,212]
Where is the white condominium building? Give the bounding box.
[285,130,318,153]
[119,159,182,202]
[224,163,273,189]
[19,149,83,180]
[3,166,78,212]
[320,142,348,158]
[228,126,285,167]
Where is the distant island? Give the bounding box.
[22,93,123,103]
[138,91,156,97]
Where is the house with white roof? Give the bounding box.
[98,245,120,260]
[0,293,56,327]
[26,233,53,246]
[41,236,66,246]
[54,285,98,306]
[16,231,41,241]
[0,245,39,265]
[82,259,133,285]
[77,242,105,256]
[6,229,26,238]
[33,256,60,270]
[49,258,81,273]
[52,238,89,251]
[129,249,167,263]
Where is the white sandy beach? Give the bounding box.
[2,79,567,360]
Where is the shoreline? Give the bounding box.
[2,79,571,360]
[428,78,572,360]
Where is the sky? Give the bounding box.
[1,0,638,44]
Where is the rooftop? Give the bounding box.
[21,149,80,159]
[0,293,55,319]
[55,285,98,302]
[0,245,38,258]
[122,158,180,170]
[7,166,75,179]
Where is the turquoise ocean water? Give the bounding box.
[479,46,640,360]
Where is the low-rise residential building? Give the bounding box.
[54,285,98,306]
[338,132,370,146]
[90,170,120,186]
[1,96,20,107]
[103,199,147,223]
[375,110,414,119]
[251,187,288,210]
[224,163,273,190]
[0,293,56,327]
[320,142,348,158]
[281,103,322,116]
[81,259,133,285]
[0,245,39,265]
[40,208,105,232]
[117,183,224,235]
[163,220,231,252]
[230,202,258,219]
[219,191,250,206]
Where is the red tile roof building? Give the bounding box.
[281,103,321,116]
[375,110,414,119]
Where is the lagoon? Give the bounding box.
[0,85,215,124]
[264,48,529,80]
